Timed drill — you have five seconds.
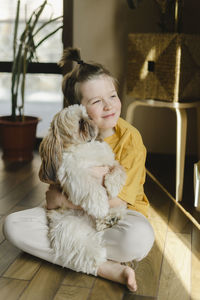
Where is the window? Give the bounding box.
[0,0,64,138]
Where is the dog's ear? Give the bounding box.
[39,116,63,184]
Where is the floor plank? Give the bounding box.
[134,178,170,297]
[54,285,90,300]
[0,277,28,300]
[0,172,41,214]
[18,181,47,208]
[3,252,41,280]
[0,240,21,276]
[0,158,41,198]
[168,203,192,234]
[62,269,95,288]
[191,225,200,300]
[145,176,171,227]
[157,232,191,300]
[134,221,167,297]
[19,261,66,300]
[123,293,157,300]
[146,153,200,232]
[88,277,125,300]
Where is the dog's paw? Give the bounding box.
[104,167,126,198]
[96,219,109,231]
[95,206,127,231]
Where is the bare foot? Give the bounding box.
[123,266,137,292]
[97,261,137,292]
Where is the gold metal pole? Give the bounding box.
[174,0,179,32]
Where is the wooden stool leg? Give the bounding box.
[125,101,139,123]
[175,108,187,202]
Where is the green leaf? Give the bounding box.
[13,0,20,61]
[35,25,63,48]
[11,0,62,119]
[33,15,63,37]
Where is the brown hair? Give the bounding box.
[58,48,117,106]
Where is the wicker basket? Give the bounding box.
[127,33,200,102]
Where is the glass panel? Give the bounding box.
[0,73,63,138]
[0,1,64,138]
[0,0,63,62]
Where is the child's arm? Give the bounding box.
[108,197,127,208]
[91,167,127,208]
[46,167,126,210]
[46,185,82,210]
[46,166,109,210]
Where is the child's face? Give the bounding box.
[80,75,121,136]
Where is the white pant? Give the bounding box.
[3,207,154,272]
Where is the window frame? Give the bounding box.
[0,0,73,97]
[0,62,61,74]
[0,0,73,140]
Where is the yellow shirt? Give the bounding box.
[104,117,149,217]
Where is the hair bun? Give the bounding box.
[58,47,82,67]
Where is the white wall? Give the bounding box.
[73,0,199,155]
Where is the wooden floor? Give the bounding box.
[0,152,200,300]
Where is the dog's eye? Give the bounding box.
[79,119,84,126]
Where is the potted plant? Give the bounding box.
[0,0,62,161]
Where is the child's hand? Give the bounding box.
[46,185,82,210]
[90,166,109,185]
[108,197,127,208]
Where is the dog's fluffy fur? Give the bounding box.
[39,104,126,275]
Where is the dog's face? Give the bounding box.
[54,104,98,145]
[39,105,99,183]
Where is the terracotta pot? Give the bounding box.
[0,116,39,162]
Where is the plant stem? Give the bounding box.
[11,0,62,120]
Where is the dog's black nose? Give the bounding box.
[79,119,85,130]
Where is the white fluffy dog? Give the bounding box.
[39,104,126,275]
